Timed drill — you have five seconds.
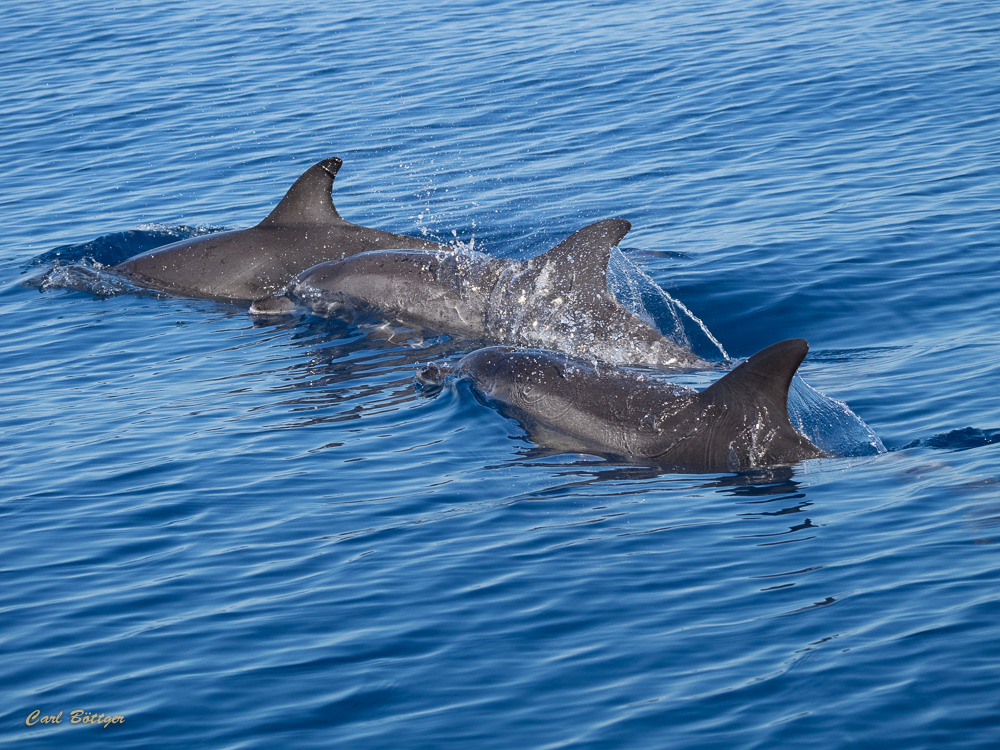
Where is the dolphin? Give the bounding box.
[260,219,708,369]
[419,339,827,470]
[114,156,448,301]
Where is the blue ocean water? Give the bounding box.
[3,0,1000,747]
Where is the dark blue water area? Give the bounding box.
[3,0,1000,748]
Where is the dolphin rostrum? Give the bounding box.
[115,157,448,301]
[419,339,827,470]
[260,219,708,369]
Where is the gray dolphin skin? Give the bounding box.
[115,157,447,301]
[273,219,708,368]
[422,339,826,470]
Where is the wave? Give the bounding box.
[901,427,1000,452]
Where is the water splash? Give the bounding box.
[24,224,223,297]
[788,376,886,456]
[604,251,884,456]
[24,258,151,297]
[607,248,729,361]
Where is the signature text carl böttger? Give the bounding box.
[26,709,124,728]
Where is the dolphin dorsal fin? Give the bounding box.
[699,339,809,417]
[258,156,345,227]
[532,218,631,296]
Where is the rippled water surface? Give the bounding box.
[3,1,1000,747]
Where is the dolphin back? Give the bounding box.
[257,156,345,227]
[698,339,809,416]
[659,339,827,468]
[486,219,707,368]
[528,218,632,294]
[114,156,448,301]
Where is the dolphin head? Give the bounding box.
[456,346,602,433]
